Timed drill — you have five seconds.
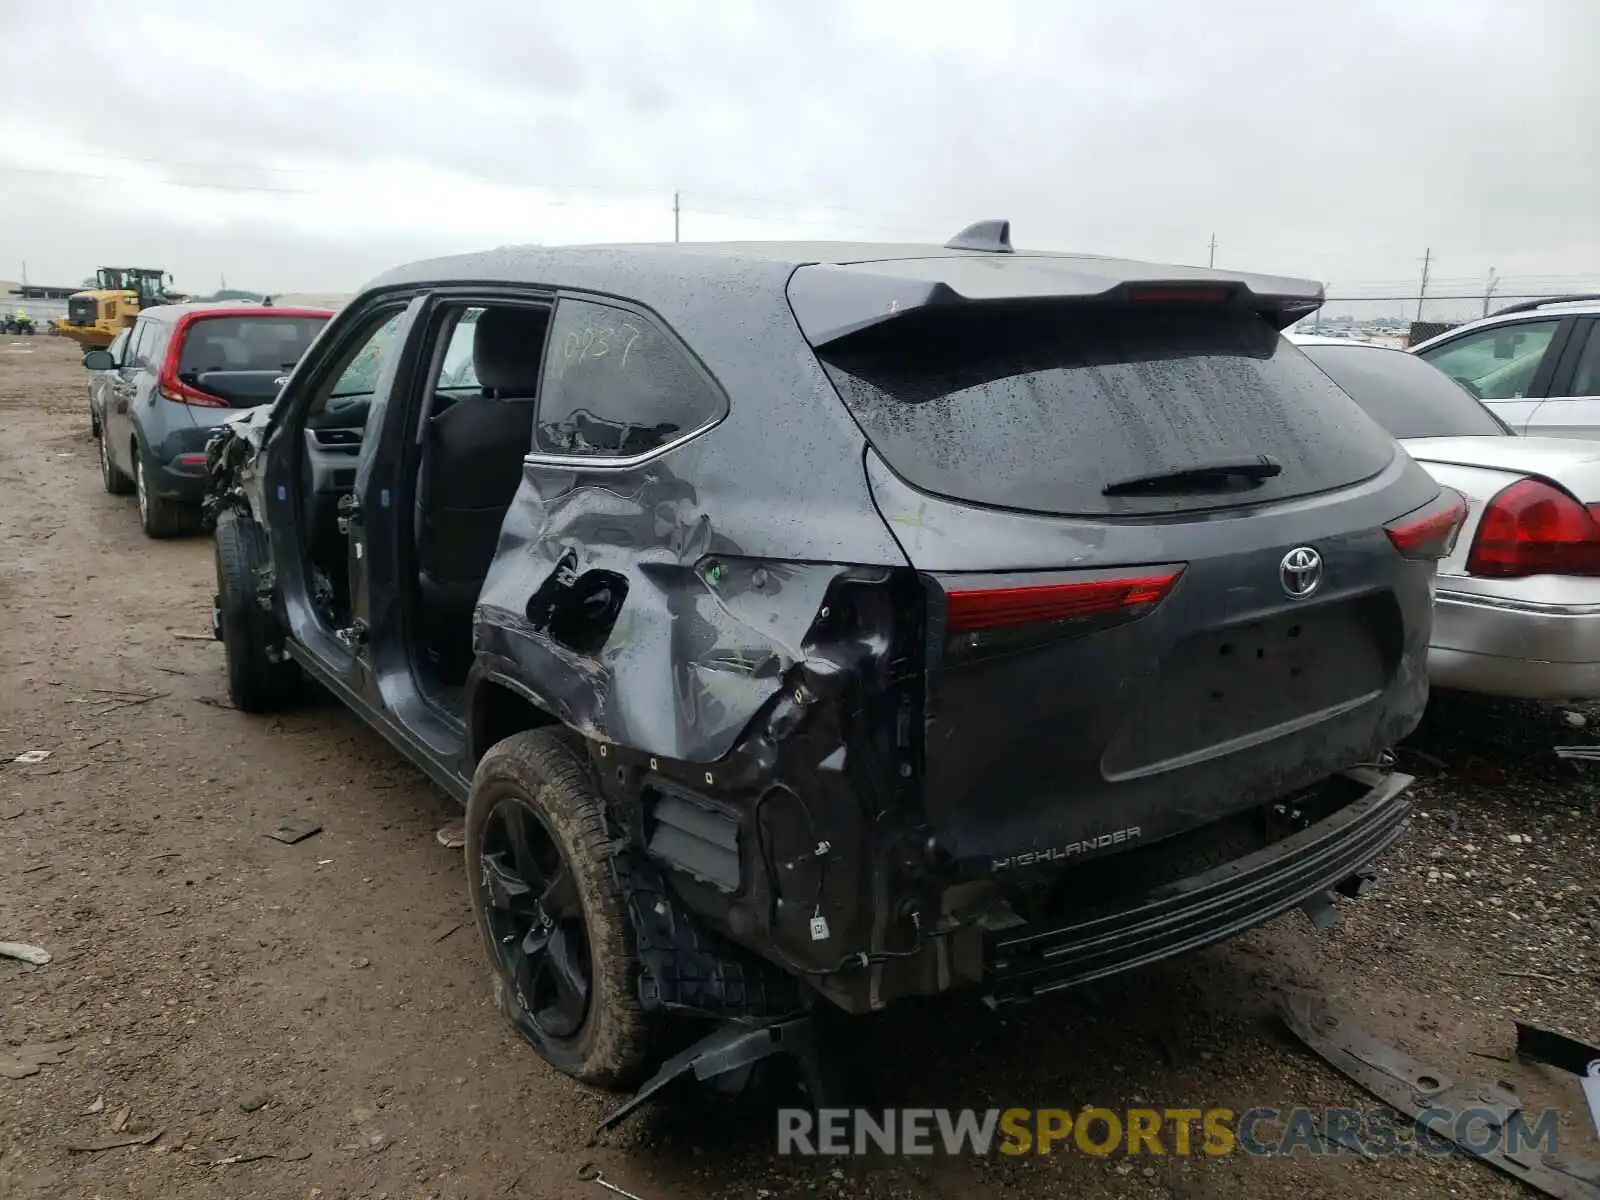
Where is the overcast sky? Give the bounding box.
[1,0,1596,311]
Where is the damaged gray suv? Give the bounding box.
[205,223,1464,1102]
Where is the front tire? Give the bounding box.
[466,729,659,1090]
[214,512,299,711]
[134,442,196,538]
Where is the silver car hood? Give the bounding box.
[1400,435,1600,502]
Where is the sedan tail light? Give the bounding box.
[1467,477,1600,577]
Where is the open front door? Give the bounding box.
[335,297,427,694]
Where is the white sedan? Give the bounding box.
[1293,334,1600,701]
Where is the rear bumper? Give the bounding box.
[1430,588,1600,701]
[149,456,211,504]
[982,766,1411,1005]
[148,415,223,505]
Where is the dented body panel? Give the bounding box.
[204,238,1438,1020]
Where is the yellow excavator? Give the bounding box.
[50,267,185,348]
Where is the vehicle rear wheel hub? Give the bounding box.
[478,797,591,1041]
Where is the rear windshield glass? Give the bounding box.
[179,316,328,375]
[818,306,1397,516]
[1299,343,1508,439]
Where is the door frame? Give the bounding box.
[373,288,557,750]
[258,291,428,695]
[1524,316,1600,437]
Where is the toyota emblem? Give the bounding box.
[1280,546,1322,599]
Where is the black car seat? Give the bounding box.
[416,307,547,678]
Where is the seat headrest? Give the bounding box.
[473,308,548,397]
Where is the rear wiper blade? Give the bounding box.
[1102,454,1283,496]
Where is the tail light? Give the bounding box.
[1385,489,1468,561]
[936,568,1184,662]
[1466,477,1600,577]
[158,377,228,407]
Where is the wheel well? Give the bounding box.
[470,679,559,764]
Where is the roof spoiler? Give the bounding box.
[790,263,1324,347]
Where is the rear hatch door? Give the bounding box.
[179,313,328,408]
[809,289,1444,876]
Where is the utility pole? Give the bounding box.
[20,261,27,289]
[673,191,681,243]
[1207,233,1217,268]
[1415,247,1432,322]
[1482,267,1499,318]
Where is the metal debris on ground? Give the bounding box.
[1283,993,1600,1200]
[1515,1022,1600,1139]
[63,1129,163,1153]
[435,819,466,849]
[10,749,51,765]
[0,941,52,965]
[208,1148,312,1166]
[577,1163,648,1200]
[264,820,322,845]
[84,1095,104,1115]
[1553,746,1600,762]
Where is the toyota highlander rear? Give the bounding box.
[795,266,1461,1005]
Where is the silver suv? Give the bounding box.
[1410,295,1600,437]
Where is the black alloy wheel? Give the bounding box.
[478,797,592,1041]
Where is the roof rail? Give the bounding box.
[945,220,1013,254]
[1488,293,1600,318]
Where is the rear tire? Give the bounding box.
[99,426,133,494]
[466,729,660,1090]
[214,512,299,712]
[134,442,197,538]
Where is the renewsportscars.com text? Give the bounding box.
[777,1106,1560,1158]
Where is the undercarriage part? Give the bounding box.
[596,1014,828,1133]
[1283,994,1600,1200]
[610,847,804,1019]
[1298,890,1339,929]
[644,787,741,893]
[1516,1022,1600,1139]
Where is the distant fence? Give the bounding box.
[1407,320,1458,346]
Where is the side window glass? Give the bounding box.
[126,322,149,369]
[305,307,410,430]
[536,298,724,457]
[141,323,169,372]
[1419,319,1559,400]
[1570,324,1600,397]
[435,308,483,392]
[327,311,406,400]
[107,330,130,365]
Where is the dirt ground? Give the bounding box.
[1,334,1598,1200]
